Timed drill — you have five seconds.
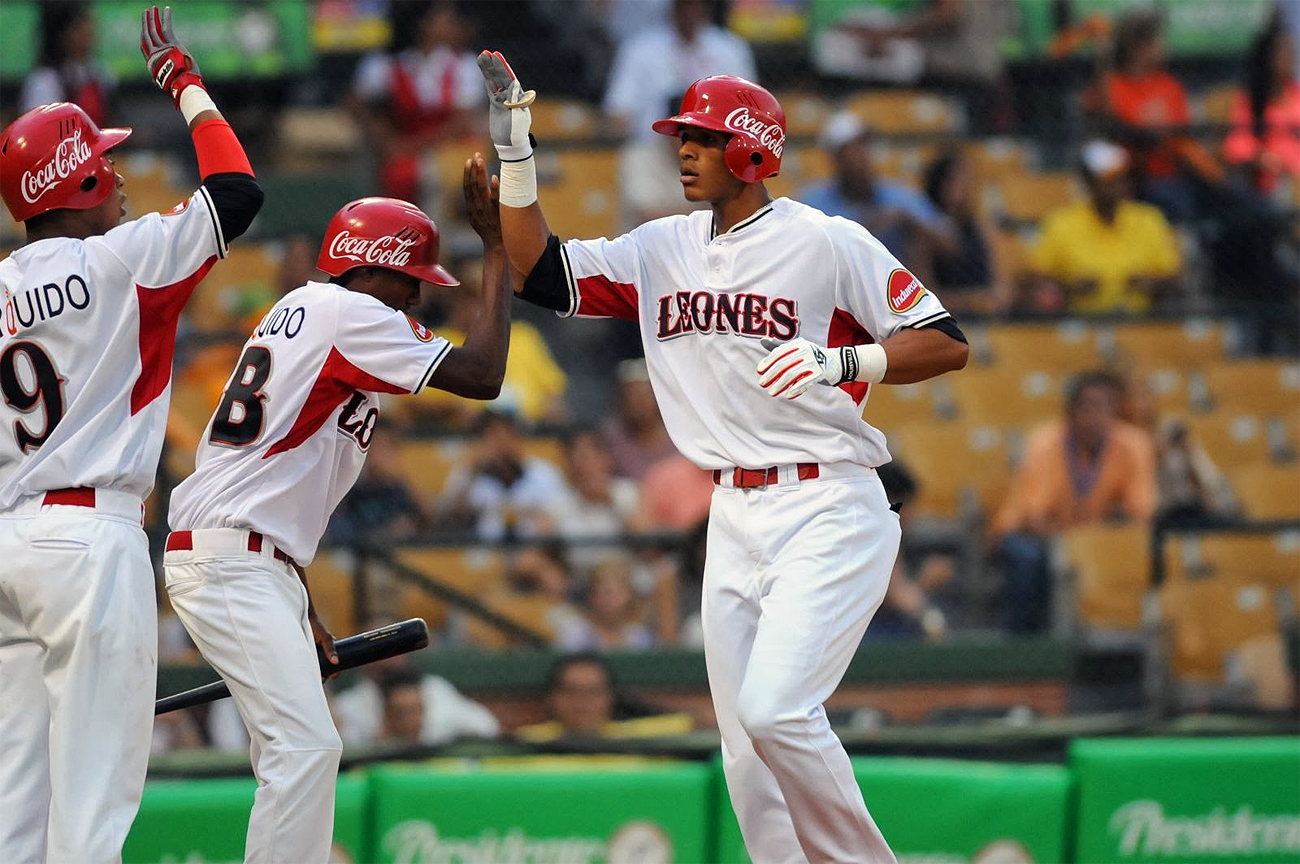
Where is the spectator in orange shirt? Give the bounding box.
[1225,13,1300,196]
[1097,11,1206,222]
[992,371,1157,633]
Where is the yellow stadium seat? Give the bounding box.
[527,98,599,141]
[1197,84,1241,124]
[773,91,830,136]
[864,380,940,426]
[993,172,1078,224]
[1172,531,1300,592]
[536,149,620,239]
[396,546,508,632]
[948,368,1063,428]
[989,228,1027,283]
[1160,576,1281,680]
[1201,359,1300,417]
[277,107,361,165]
[1062,523,1151,631]
[190,244,279,331]
[1187,413,1273,469]
[466,593,558,649]
[396,438,468,499]
[969,138,1037,181]
[886,423,1011,518]
[521,436,564,469]
[984,322,1098,374]
[306,550,360,634]
[844,90,964,135]
[1102,320,1225,368]
[430,138,495,223]
[1230,463,1300,520]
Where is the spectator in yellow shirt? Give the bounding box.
[1025,140,1182,315]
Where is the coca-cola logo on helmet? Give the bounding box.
[328,225,423,269]
[724,107,784,159]
[20,129,93,205]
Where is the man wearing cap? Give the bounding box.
[1026,139,1182,314]
[799,109,958,264]
[0,8,262,860]
[478,52,969,863]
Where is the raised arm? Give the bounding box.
[141,4,262,241]
[477,50,551,287]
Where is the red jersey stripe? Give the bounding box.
[130,255,218,415]
[827,307,873,405]
[575,274,638,320]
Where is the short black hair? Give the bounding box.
[545,652,615,694]
[379,667,424,698]
[1065,371,1122,412]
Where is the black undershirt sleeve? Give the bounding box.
[517,234,570,312]
[917,316,968,344]
[203,172,264,243]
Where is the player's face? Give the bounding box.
[678,127,745,204]
[364,268,424,312]
[88,154,127,232]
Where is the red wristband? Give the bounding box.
[191,117,254,179]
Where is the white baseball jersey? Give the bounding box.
[168,281,451,565]
[0,188,226,510]
[558,197,950,470]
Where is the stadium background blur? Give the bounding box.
[1,1,1297,862]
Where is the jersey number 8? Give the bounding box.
[210,345,272,448]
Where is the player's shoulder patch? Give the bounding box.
[406,314,435,342]
[162,198,191,217]
[887,268,927,314]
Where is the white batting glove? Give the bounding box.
[477,50,535,162]
[757,337,850,400]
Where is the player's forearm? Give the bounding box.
[431,247,511,400]
[500,199,552,289]
[879,325,969,384]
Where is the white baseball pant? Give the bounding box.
[163,529,341,864]
[703,466,899,864]
[0,490,156,864]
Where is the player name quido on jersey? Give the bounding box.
[724,107,784,158]
[327,229,419,268]
[20,129,92,205]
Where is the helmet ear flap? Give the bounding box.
[724,134,778,184]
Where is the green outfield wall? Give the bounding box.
[122,738,1299,864]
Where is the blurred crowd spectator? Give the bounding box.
[22,2,113,125]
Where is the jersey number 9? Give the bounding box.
[1,341,66,453]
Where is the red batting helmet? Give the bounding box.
[651,75,786,183]
[0,103,132,223]
[317,197,459,286]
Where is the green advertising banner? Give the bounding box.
[715,756,1072,863]
[369,757,714,863]
[1072,737,1300,863]
[0,2,39,83]
[123,771,367,863]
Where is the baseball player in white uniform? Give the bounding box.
[163,157,509,863]
[478,54,969,863]
[0,7,263,862]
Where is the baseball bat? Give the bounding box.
[155,618,430,715]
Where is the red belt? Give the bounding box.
[165,530,291,564]
[43,487,96,507]
[712,463,820,488]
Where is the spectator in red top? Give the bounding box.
[21,2,114,126]
[1225,12,1300,196]
[349,1,484,205]
[1097,11,1208,222]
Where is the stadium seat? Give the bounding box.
[1230,462,1300,520]
[773,91,830,136]
[1171,531,1300,591]
[190,244,279,331]
[466,593,558,649]
[119,153,191,220]
[886,422,1011,518]
[1061,522,1152,631]
[989,228,1027,283]
[992,172,1078,224]
[1159,575,1281,680]
[306,550,360,634]
[521,436,564,469]
[984,322,1098,374]
[1200,359,1300,416]
[1196,84,1241,124]
[276,107,361,167]
[536,148,620,239]
[396,546,509,632]
[863,379,941,425]
[1186,413,1273,469]
[1101,320,1226,369]
[396,438,468,498]
[527,98,599,141]
[969,138,1037,181]
[948,368,1063,428]
[844,90,964,135]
